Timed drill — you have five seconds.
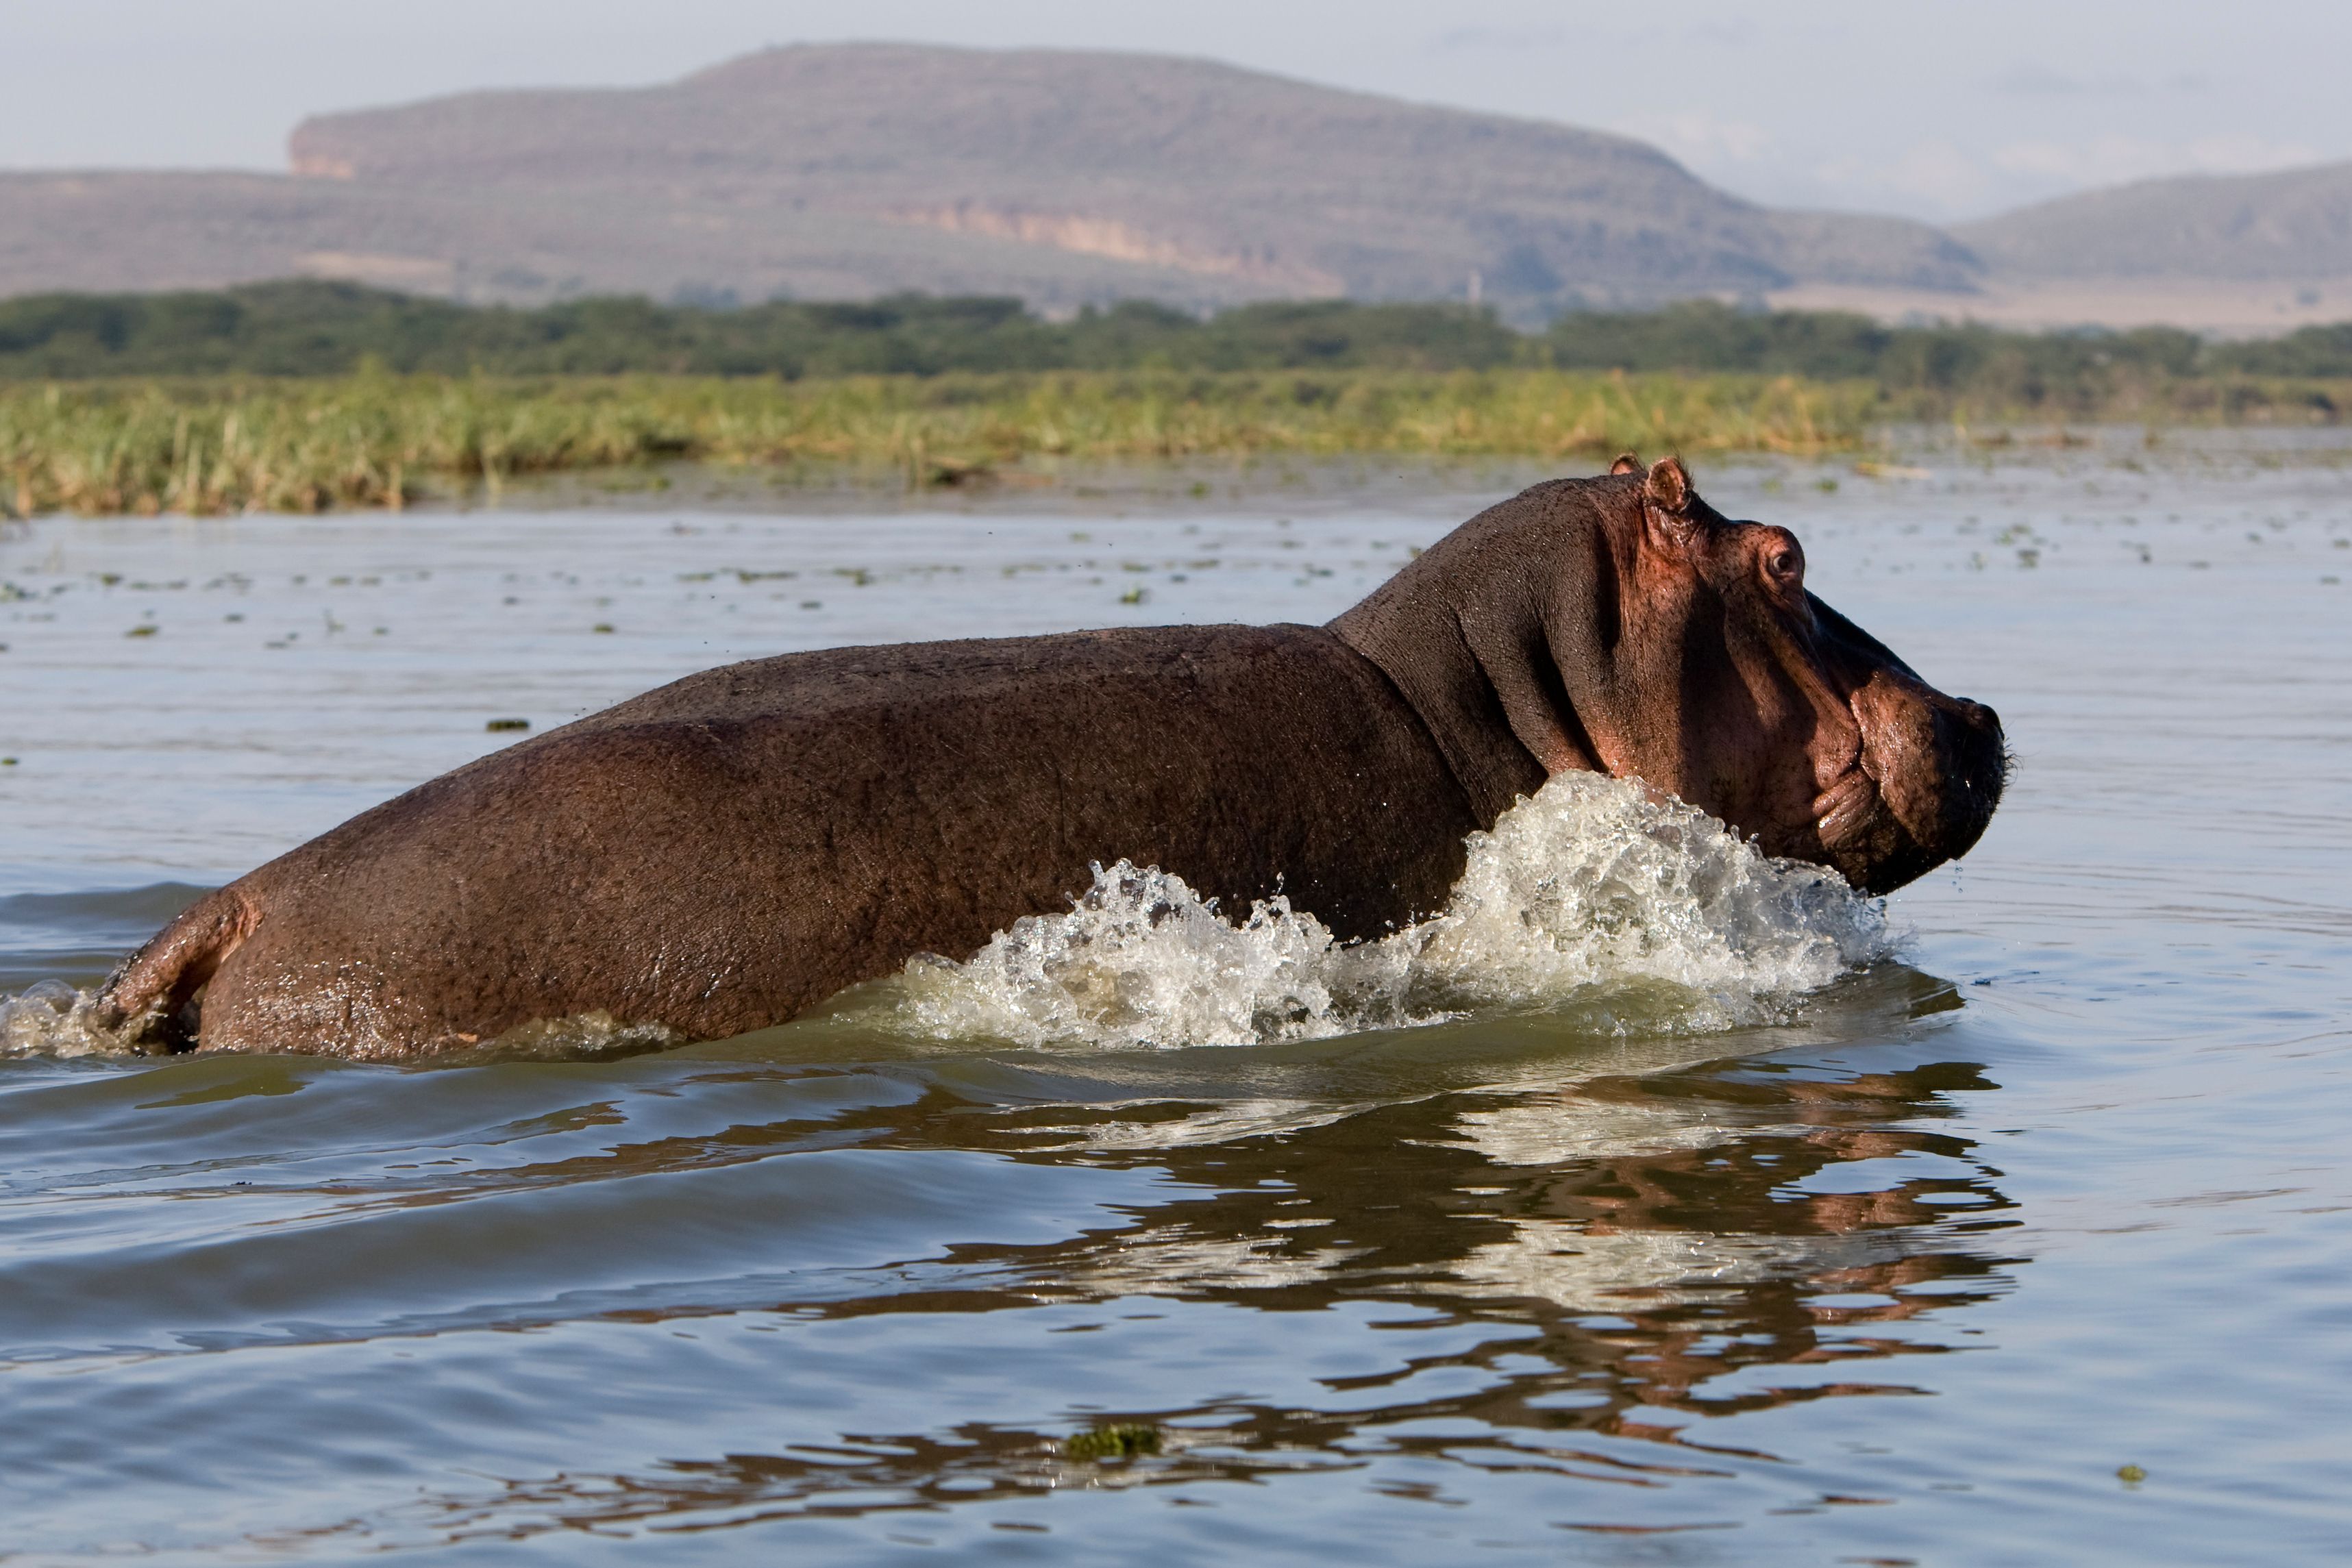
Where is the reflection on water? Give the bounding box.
[0,960,2008,1553]
[397,1039,2011,1543]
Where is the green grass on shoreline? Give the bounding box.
[1,368,2344,517]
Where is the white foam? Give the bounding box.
[891,771,1887,1049]
[0,980,156,1060]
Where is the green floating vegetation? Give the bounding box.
[1062,1422,1163,1462]
[0,369,1878,517]
[484,718,531,733]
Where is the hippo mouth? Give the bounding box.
[1774,668,1881,871]
[1811,763,1880,849]
[1803,683,2006,895]
[1802,730,1896,893]
[1805,747,1919,895]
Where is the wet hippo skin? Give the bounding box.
[102,459,2005,1057]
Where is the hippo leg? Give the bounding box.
[97,886,259,1050]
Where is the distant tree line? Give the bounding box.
[2,281,2348,394]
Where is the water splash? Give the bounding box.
[894,864,1415,1049]
[0,980,157,1060]
[891,771,1888,1049]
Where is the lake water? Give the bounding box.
[1,439,2348,1563]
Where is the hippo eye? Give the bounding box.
[1763,543,1803,588]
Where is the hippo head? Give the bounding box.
[1331,456,2005,894]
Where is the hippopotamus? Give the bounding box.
[99,458,2005,1058]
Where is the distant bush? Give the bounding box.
[8,282,2348,395]
[2214,323,2352,378]
[0,284,1524,380]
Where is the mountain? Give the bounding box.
[1764,161,2352,336]
[10,43,2344,332]
[0,166,1243,309]
[0,43,1976,316]
[1953,161,2352,282]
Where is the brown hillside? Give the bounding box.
[0,43,1980,313]
[1955,161,2352,283]
[286,43,1981,310]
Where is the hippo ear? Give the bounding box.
[1642,456,1699,546]
[1644,456,1692,514]
[1609,451,1642,475]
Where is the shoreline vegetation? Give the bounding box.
[3,371,1880,516]
[3,284,2351,515]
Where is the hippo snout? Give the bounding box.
[1833,678,2007,895]
[1937,695,2008,857]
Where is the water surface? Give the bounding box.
[2,440,2348,1562]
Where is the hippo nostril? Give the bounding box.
[1943,701,2011,819]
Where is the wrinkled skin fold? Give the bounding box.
[101,459,2005,1058]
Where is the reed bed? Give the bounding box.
[0,370,1878,516]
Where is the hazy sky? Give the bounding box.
[5,0,2343,222]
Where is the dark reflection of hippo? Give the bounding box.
[102,458,2005,1057]
[186,1038,2004,1526]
